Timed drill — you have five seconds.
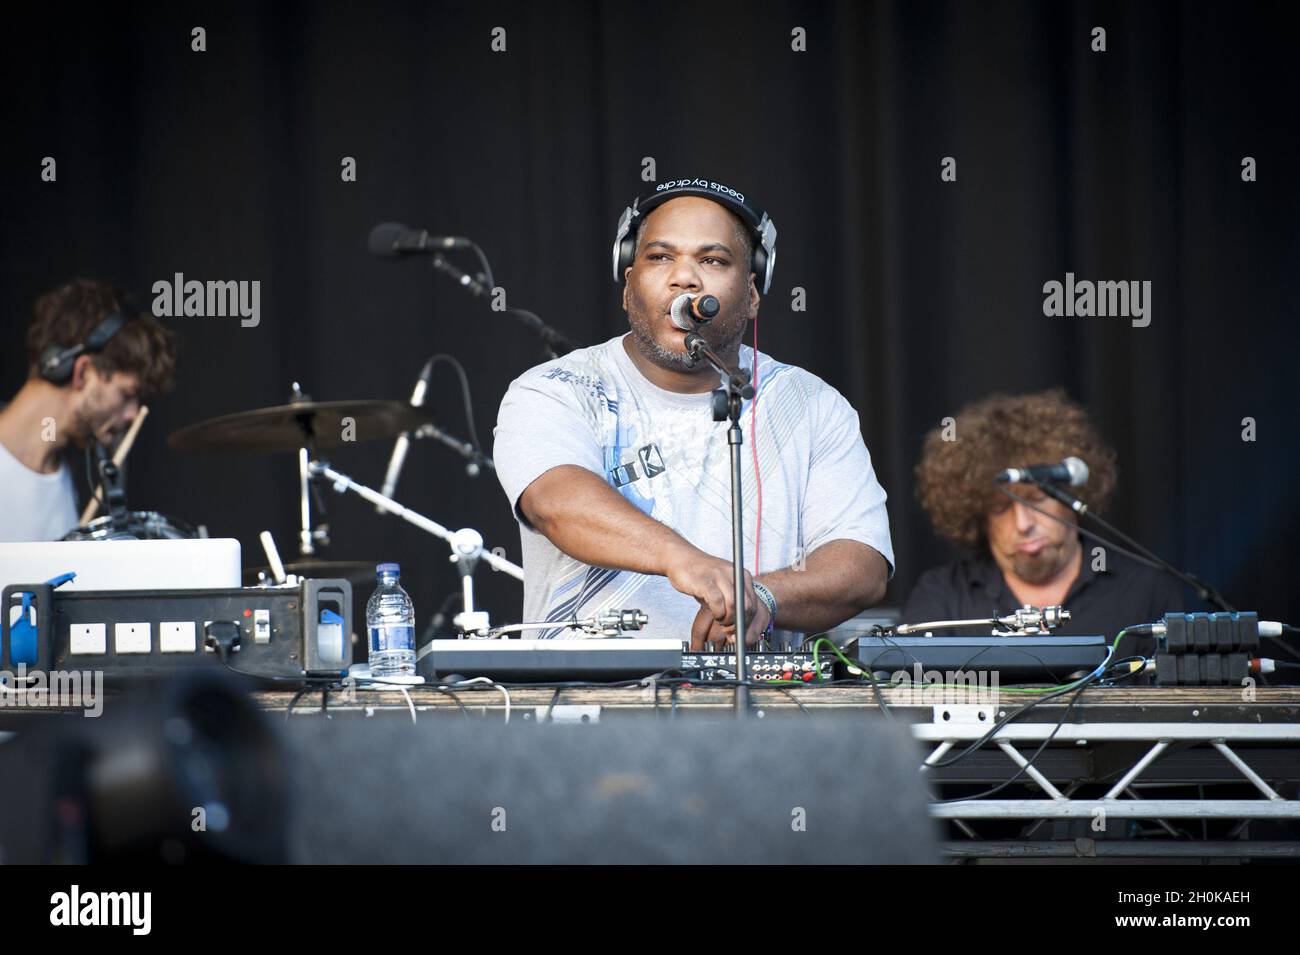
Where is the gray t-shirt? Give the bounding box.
[493,334,894,642]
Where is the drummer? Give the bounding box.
[0,279,176,542]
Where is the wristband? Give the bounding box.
[752,581,778,635]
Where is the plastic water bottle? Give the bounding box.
[366,563,415,677]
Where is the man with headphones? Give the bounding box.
[0,279,176,541]
[493,178,893,648]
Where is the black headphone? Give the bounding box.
[38,303,133,385]
[612,178,778,294]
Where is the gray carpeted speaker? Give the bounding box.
[287,716,937,863]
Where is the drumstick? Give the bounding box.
[80,405,149,524]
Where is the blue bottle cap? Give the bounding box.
[376,562,400,577]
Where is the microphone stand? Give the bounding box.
[410,422,495,477]
[429,253,583,359]
[308,460,523,580]
[377,358,493,513]
[309,459,522,657]
[448,528,490,634]
[92,442,131,535]
[1033,480,1235,611]
[684,331,756,717]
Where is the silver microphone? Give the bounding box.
[994,456,1089,487]
[669,293,720,332]
[377,360,433,509]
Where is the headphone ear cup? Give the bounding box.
[752,247,769,295]
[39,345,78,385]
[35,306,130,386]
[612,204,641,283]
[617,234,638,279]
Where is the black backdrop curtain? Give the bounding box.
[3,0,1297,634]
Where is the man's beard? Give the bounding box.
[626,288,747,374]
[1007,538,1077,585]
[1008,550,1059,584]
[628,318,698,371]
[68,405,112,451]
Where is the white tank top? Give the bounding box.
[0,440,79,541]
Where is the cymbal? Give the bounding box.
[243,559,382,586]
[169,400,434,454]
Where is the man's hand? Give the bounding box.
[686,540,890,649]
[663,547,759,647]
[689,590,770,651]
[516,466,887,640]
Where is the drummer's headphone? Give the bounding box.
[38,303,134,386]
[611,178,778,294]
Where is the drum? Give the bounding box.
[62,510,197,542]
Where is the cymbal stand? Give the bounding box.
[291,382,330,556]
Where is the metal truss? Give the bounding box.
[915,712,1300,857]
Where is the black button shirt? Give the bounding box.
[901,549,1186,645]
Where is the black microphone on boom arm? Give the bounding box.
[368,223,473,257]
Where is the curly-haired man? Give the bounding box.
[902,390,1182,639]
